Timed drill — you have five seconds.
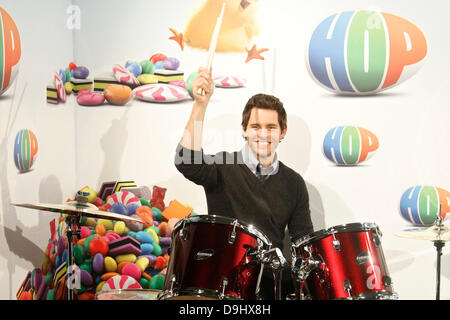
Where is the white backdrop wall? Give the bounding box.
[0,0,449,300]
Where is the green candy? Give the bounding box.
[65,67,71,82]
[73,245,86,265]
[152,243,162,256]
[139,278,150,289]
[140,198,151,207]
[80,259,93,274]
[152,207,163,222]
[150,274,165,290]
[44,271,53,285]
[185,71,199,99]
[140,60,155,74]
[190,212,198,216]
[46,289,55,300]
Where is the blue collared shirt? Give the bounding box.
[240,143,279,180]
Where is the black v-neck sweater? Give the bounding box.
[175,144,313,250]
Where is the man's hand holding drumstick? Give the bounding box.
[180,3,225,151]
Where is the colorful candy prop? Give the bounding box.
[14,129,38,173]
[134,83,189,103]
[214,75,246,88]
[106,191,141,211]
[112,64,140,87]
[154,69,184,84]
[102,275,142,291]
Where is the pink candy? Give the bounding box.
[77,91,105,106]
[121,263,141,281]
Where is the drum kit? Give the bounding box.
[11,197,449,301]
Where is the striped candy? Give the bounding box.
[14,129,38,172]
[112,64,139,86]
[134,83,189,102]
[102,275,142,291]
[106,191,141,211]
[214,75,246,88]
[54,72,66,102]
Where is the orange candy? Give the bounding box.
[95,223,106,236]
[154,256,167,270]
[77,292,95,300]
[101,272,120,281]
[136,206,153,225]
[158,222,168,236]
[142,272,152,281]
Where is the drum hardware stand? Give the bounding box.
[64,193,89,300]
[219,277,229,299]
[257,247,288,300]
[433,208,444,301]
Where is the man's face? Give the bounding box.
[243,108,287,162]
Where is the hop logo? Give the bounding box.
[306,10,427,94]
[323,126,378,165]
[14,129,38,173]
[400,186,449,226]
[0,7,21,95]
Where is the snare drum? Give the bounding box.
[159,215,271,300]
[96,289,161,300]
[292,223,398,300]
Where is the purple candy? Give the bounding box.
[108,243,142,256]
[57,237,66,256]
[73,66,90,79]
[31,268,42,290]
[35,281,47,300]
[79,269,94,287]
[110,202,128,215]
[92,253,104,274]
[159,237,171,247]
[163,57,180,70]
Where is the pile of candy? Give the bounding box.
[16,181,195,300]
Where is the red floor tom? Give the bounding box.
[291,223,398,300]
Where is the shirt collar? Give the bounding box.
[241,143,279,176]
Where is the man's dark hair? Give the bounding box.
[241,93,287,131]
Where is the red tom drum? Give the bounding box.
[159,215,271,300]
[291,223,398,300]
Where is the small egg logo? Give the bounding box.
[400,186,449,226]
[0,7,21,95]
[323,126,379,165]
[14,129,38,173]
[306,10,427,94]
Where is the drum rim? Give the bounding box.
[292,222,380,247]
[173,215,272,246]
[158,287,242,300]
[95,289,162,299]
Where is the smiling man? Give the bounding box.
[175,67,313,299]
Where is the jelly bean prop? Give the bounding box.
[150,53,167,64]
[104,84,133,106]
[163,57,180,70]
[14,129,38,173]
[17,183,196,299]
[73,66,89,79]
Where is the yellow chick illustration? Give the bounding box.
[170,0,260,53]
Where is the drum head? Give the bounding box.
[293,222,380,247]
[173,215,272,247]
[96,289,161,300]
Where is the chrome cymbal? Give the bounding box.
[11,202,144,224]
[395,225,450,242]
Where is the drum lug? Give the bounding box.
[167,274,177,296]
[228,220,238,244]
[332,234,341,252]
[343,280,353,299]
[383,275,392,287]
[179,220,188,241]
[372,228,382,248]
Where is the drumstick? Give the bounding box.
[197,2,226,96]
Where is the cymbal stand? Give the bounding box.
[433,208,444,300]
[65,212,81,301]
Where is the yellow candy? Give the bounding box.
[104,256,117,272]
[64,82,73,94]
[85,218,97,227]
[136,257,149,272]
[115,254,136,264]
[137,74,158,84]
[123,226,130,234]
[96,281,105,292]
[114,221,126,235]
[97,219,114,230]
[146,228,159,245]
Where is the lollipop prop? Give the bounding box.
[197,2,226,96]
